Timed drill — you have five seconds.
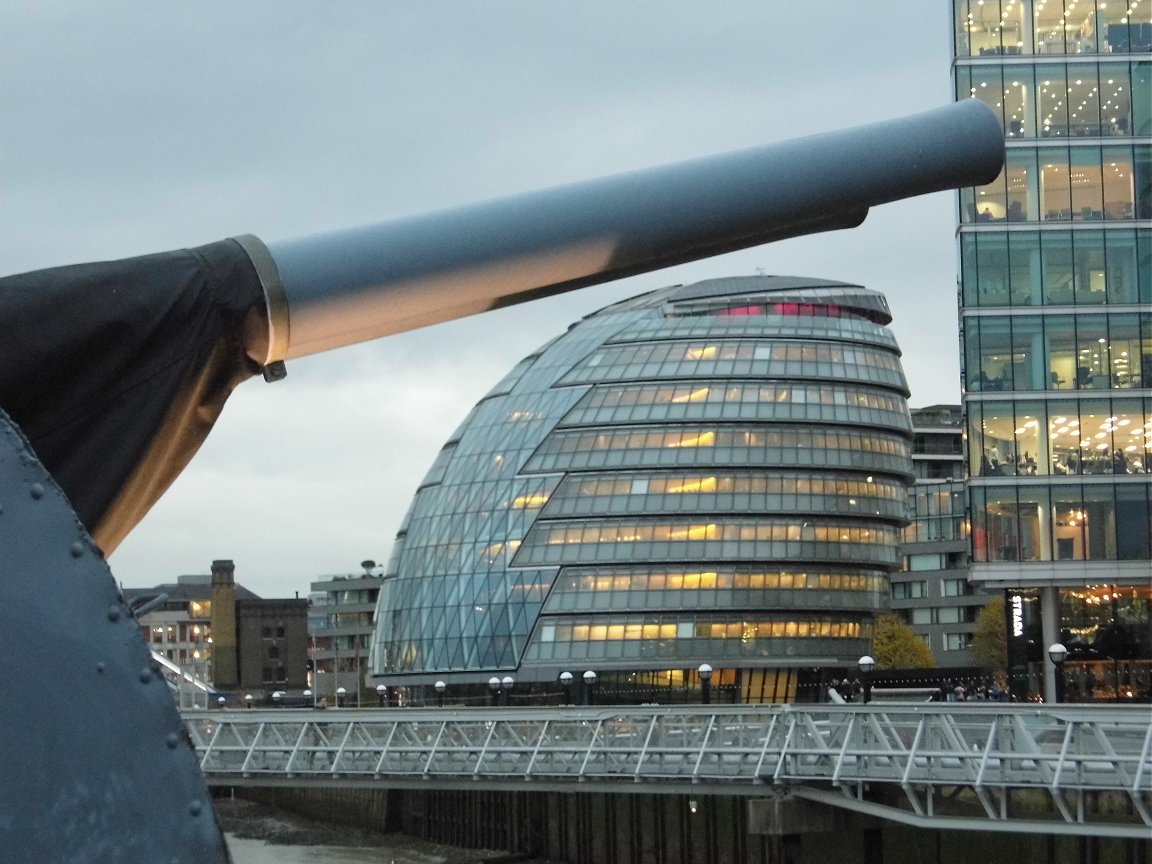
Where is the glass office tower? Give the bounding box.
[953,1,1151,702]
[372,277,913,703]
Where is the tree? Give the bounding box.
[969,596,1008,670]
[872,613,936,669]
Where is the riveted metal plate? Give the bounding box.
[0,409,228,863]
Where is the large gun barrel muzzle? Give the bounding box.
[239,99,1003,365]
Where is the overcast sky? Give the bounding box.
[2,2,966,598]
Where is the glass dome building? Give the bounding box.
[372,276,915,703]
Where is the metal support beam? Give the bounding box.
[185,703,1152,837]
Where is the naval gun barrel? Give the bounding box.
[239,99,1002,366]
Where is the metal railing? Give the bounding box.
[185,702,1152,838]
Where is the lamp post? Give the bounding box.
[376,683,387,707]
[501,675,515,707]
[488,676,502,706]
[244,693,253,710]
[303,689,313,708]
[272,690,282,708]
[582,669,597,706]
[559,671,573,705]
[1048,643,1068,704]
[697,663,713,705]
[434,680,446,708]
[336,686,346,708]
[857,655,875,704]
[217,696,226,710]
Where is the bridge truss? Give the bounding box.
[185,703,1152,838]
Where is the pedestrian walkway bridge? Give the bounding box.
[185,703,1152,839]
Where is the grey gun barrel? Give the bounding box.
[240,99,1002,364]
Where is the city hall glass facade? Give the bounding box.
[953,1,1151,701]
[371,276,914,700]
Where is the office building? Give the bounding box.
[372,276,915,703]
[893,405,993,666]
[308,568,384,702]
[124,559,309,697]
[952,1,1151,701]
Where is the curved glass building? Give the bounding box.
[372,276,914,702]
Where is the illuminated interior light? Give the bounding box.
[667,432,715,448]
[665,477,718,494]
[671,387,711,403]
[511,493,551,509]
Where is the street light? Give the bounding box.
[217,696,226,710]
[303,689,313,708]
[1048,643,1068,703]
[272,690,282,708]
[434,680,446,708]
[501,675,514,706]
[857,655,875,704]
[376,683,387,707]
[488,676,502,706]
[559,671,573,705]
[697,663,713,705]
[336,686,346,708]
[244,693,253,709]
[582,669,597,706]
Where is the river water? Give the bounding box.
[226,834,449,864]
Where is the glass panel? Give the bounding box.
[1043,229,1076,302]
[1075,315,1111,389]
[966,316,1013,391]
[973,162,1009,222]
[967,233,1007,305]
[1083,484,1118,559]
[963,64,1007,131]
[1040,146,1072,218]
[1068,66,1103,137]
[1038,65,1070,137]
[1035,2,1069,54]
[1015,400,1046,472]
[1116,485,1151,559]
[1102,144,1136,219]
[1101,6,1152,53]
[956,0,977,57]
[1008,148,1037,220]
[1071,146,1104,219]
[1135,143,1152,219]
[1052,484,1088,560]
[1072,230,1110,304]
[1139,231,1152,303]
[1132,63,1151,137]
[961,233,982,306]
[1103,228,1140,303]
[966,0,1026,56]
[1004,66,1033,137]
[973,401,1019,475]
[1049,404,1081,474]
[1106,315,1144,388]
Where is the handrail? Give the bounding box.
[185,703,1151,838]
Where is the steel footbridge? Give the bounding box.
[185,702,1152,839]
